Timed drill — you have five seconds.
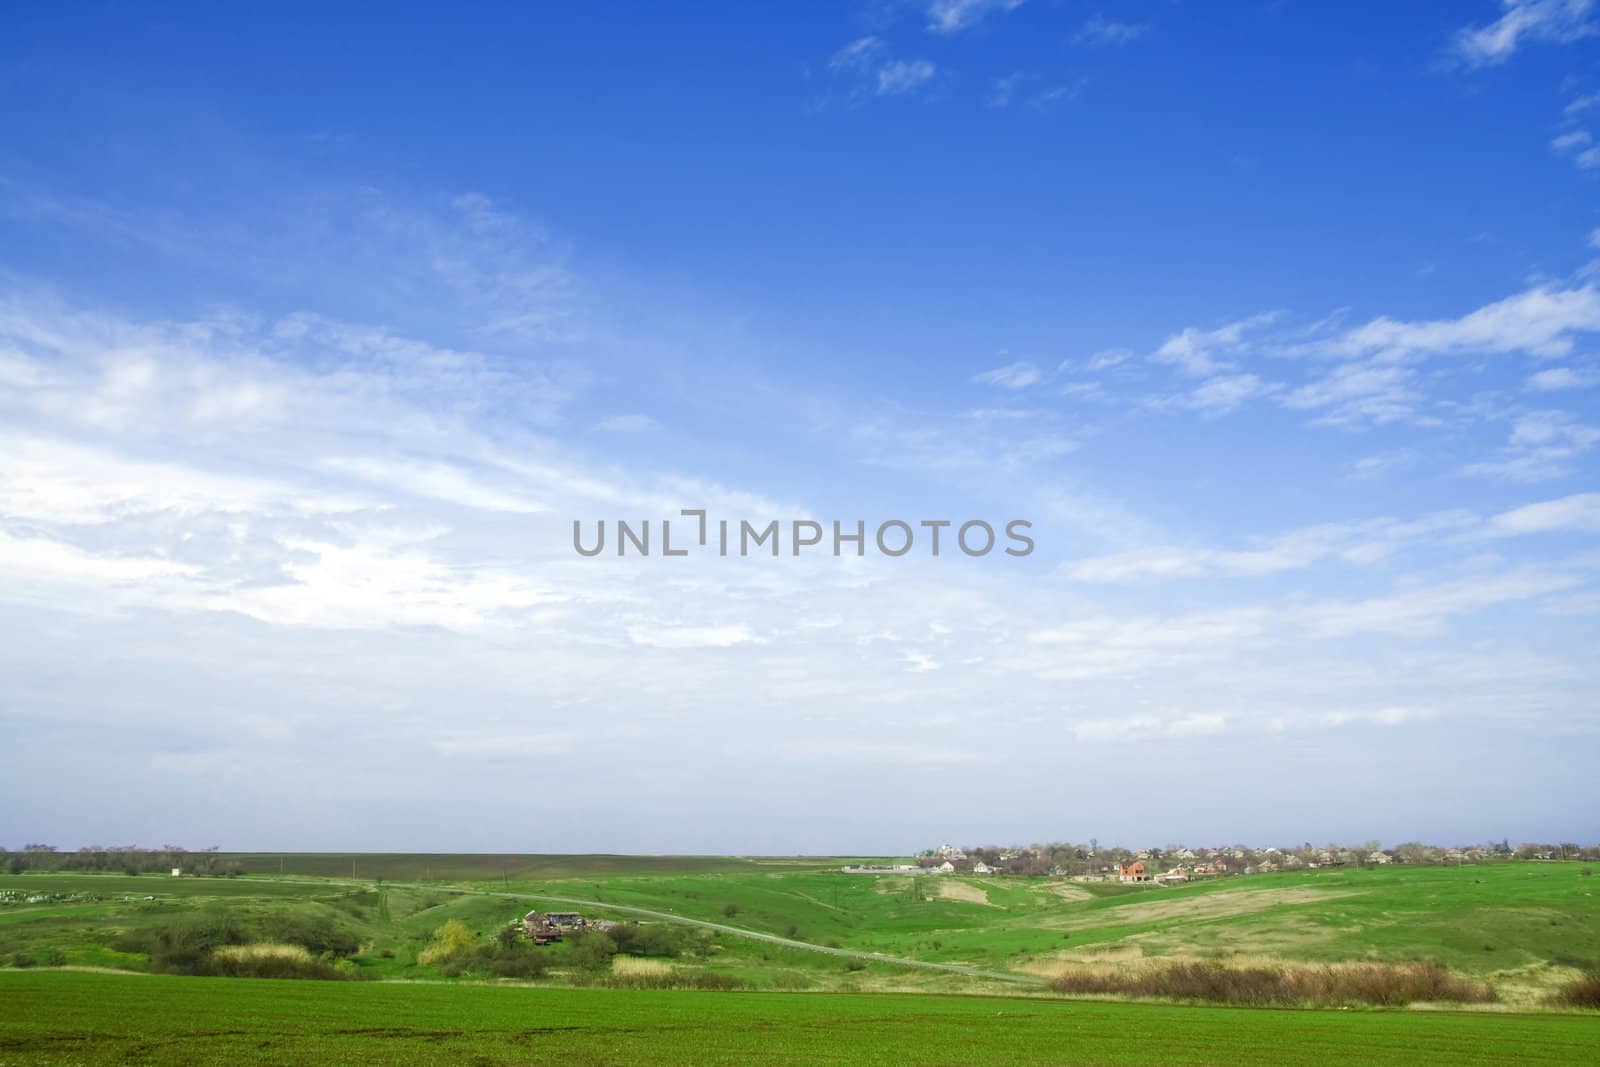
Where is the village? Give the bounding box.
[840,838,1563,884]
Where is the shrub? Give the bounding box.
[250,912,361,957]
[418,919,475,967]
[1050,960,1495,1007]
[609,922,707,959]
[1552,975,1600,1009]
[200,946,356,980]
[136,913,245,974]
[601,969,748,991]
[566,929,618,971]
[485,950,548,979]
[10,953,36,969]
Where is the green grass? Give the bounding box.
[3,861,1596,999]
[2,970,1596,1066]
[493,860,1600,985]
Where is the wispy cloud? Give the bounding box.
[926,0,1025,36]
[972,360,1042,388]
[1462,409,1600,482]
[877,59,938,95]
[1073,14,1148,47]
[596,413,659,432]
[1152,312,1281,376]
[1451,0,1596,67]
[1525,366,1599,391]
[1324,286,1600,360]
[828,36,937,99]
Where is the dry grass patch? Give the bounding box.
[1050,887,1362,930]
[1049,959,1495,1007]
[610,956,675,978]
[935,881,991,906]
[1042,884,1093,903]
[212,943,312,963]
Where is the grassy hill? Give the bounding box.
[1,859,1596,1003]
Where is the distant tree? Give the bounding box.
[567,929,617,971]
[418,920,475,967]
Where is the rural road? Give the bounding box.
[280,876,1046,987]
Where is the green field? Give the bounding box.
[3,859,1598,997]
[1,857,1596,1063]
[2,970,1596,1066]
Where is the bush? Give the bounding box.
[601,969,748,991]
[132,913,245,974]
[417,919,475,968]
[1552,975,1600,1009]
[485,950,549,979]
[10,953,36,969]
[609,922,706,959]
[200,950,357,980]
[1050,960,1496,1007]
[566,929,618,971]
[250,912,361,957]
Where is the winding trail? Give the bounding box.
[510,890,1045,986]
[280,876,1046,987]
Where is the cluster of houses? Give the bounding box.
[892,840,1545,882]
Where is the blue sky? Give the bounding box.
[2,1,1598,852]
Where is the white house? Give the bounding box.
[972,862,993,874]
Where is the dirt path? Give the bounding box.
[278,876,1045,987]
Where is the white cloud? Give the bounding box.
[1168,373,1280,415]
[596,413,659,432]
[1073,14,1148,47]
[829,36,884,73]
[1462,410,1600,482]
[1282,360,1422,425]
[926,0,1025,35]
[1063,511,1477,583]
[1074,713,1225,743]
[1566,91,1600,114]
[1553,129,1594,152]
[1326,286,1600,360]
[877,59,938,96]
[1152,312,1280,376]
[1525,366,1599,391]
[988,72,1028,108]
[320,456,546,513]
[1486,492,1600,535]
[1347,450,1418,480]
[972,360,1042,388]
[626,624,764,649]
[1299,567,1581,637]
[1452,0,1596,67]
[1086,347,1135,371]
